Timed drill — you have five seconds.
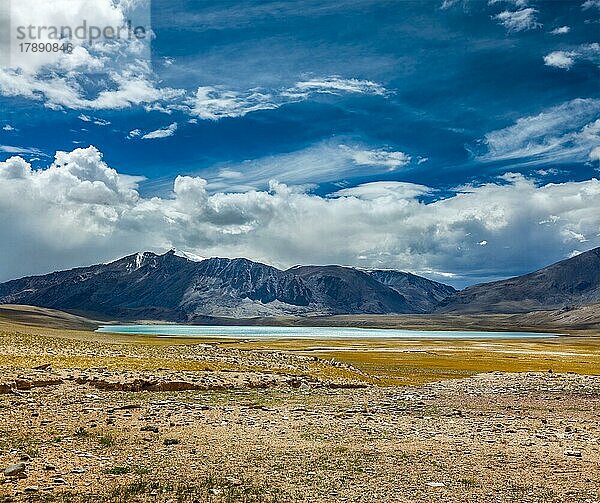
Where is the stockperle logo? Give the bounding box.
[0,0,151,72]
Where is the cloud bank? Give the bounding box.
[1,146,599,287]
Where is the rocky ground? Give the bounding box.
[0,308,598,502]
[1,366,599,503]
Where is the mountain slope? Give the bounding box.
[438,247,600,313]
[0,251,198,320]
[367,270,456,313]
[289,265,413,315]
[0,252,453,319]
[179,257,313,318]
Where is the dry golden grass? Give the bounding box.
[1,305,599,386]
[226,337,600,385]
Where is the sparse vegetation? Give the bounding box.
[98,434,116,447]
[103,465,131,475]
[75,426,90,438]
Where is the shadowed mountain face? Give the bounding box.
[367,270,457,313]
[0,251,454,320]
[288,265,414,315]
[438,247,600,314]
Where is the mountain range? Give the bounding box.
[0,247,598,321]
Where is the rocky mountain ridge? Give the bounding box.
[1,246,599,319]
[0,251,455,320]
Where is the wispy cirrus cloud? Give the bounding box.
[0,66,185,111]
[345,147,411,169]
[190,87,278,120]
[440,0,468,10]
[78,114,111,126]
[200,142,413,192]
[0,145,47,156]
[189,77,387,120]
[478,98,600,165]
[287,77,386,97]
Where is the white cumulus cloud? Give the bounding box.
[494,8,541,32]
[0,1,184,112]
[544,51,577,69]
[543,44,600,70]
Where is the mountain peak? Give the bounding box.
[170,249,205,262]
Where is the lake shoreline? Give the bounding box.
[96,324,563,340]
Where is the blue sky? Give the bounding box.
[0,0,599,286]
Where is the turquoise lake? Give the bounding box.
[95,325,560,340]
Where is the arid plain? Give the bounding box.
[1,305,599,502]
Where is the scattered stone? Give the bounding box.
[426,482,445,488]
[117,404,141,410]
[4,463,26,477]
[564,449,582,457]
[0,382,15,394]
[225,476,242,486]
[14,378,33,390]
